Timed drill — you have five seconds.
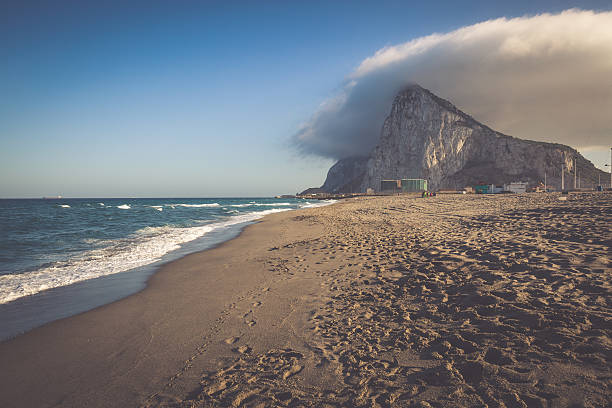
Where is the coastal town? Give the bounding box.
[292,176,611,200]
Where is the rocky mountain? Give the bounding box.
[319,85,607,192]
[320,156,369,194]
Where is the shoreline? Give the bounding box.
[1,193,610,407]
[0,197,326,307]
[0,200,335,341]
[0,217,258,342]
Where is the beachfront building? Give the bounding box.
[381,179,402,192]
[474,184,503,194]
[381,179,428,193]
[503,181,528,194]
[474,184,488,194]
[401,178,428,192]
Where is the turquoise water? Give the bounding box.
[0,197,333,339]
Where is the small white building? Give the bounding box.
[489,184,504,194]
[503,181,528,194]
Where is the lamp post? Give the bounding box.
[607,147,612,189]
[561,163,565,191]
[574,158,577,190]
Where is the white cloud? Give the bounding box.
[294,9,612,159]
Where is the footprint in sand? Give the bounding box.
[282,364,303,380]
[247,320,256,327]
[252,301,261,307]
[224,336,240,345]
[236,345,251,354]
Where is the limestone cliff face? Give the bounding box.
[321,156,369,193]
[321,85,605,192]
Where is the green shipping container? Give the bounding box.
[381,180,401,191]
[401,179,427,192]
[474,184,489,194]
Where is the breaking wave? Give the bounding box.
[0,208,291,304]
[168,203,220,208]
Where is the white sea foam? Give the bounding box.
[256,202,292,206]
[299,199,337,208]
[82,238,105,245]
[230,202,293,207]
[59,204,71,208]
[150,206,163,211]
[98,203,105,206]
[0,208,291,304]
[168,203,220,208]
[117,204,131,209]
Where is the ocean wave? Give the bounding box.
[82,238,105,245]
[0,207,291,305]
[216,208,291,226]
[150,206,163,211]
[299,199,337,208]
[255,202,292,206]
[117,204,131,209]
[229,202,293,207]
[59,204,71,208]
[167,203,220,208]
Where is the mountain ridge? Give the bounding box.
[316,85,606,193]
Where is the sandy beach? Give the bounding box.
[1,192,610,407]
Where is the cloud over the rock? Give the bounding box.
[294,9,612,160]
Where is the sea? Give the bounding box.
[0,197,334,340]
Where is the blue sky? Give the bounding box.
[1,1,611,197]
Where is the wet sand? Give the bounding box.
[1,193,610,407]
